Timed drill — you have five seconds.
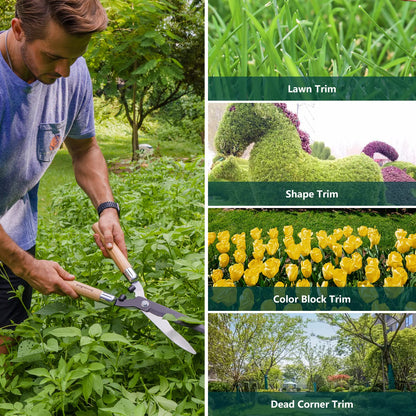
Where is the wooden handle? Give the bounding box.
[92,222,135,279]
[68,280,103,302]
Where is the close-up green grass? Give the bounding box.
[208,0,416,76]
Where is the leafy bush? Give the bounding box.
[210,103,383,183]
[0,157,204,415]
[384,162,416,179]
[208,382,233,392]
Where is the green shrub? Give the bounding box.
[209,382,233,392]
[210,103,383,183]
[0,157,204,416]
[208,156,249,181]
[214,103,281,156]
[384,161,416,179]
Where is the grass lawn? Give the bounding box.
[208,208,416,251]
[208,0,416,76]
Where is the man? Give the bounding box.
[0,0,127,351]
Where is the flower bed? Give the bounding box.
[208,226,416,288]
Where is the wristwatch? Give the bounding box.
[97,201,120,217]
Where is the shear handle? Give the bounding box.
[92,222,137,282]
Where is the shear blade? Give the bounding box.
[143,311,197,354]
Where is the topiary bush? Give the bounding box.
[384,161,416,179]
[208,156,249,181]
[382,166,416,182]
[214,103,278,156]
[210,103,383,183]
[362,141,399,162]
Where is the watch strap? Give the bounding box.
[97,201,120,217]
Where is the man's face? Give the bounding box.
[20,20,91,84]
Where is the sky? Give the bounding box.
[207,101,416,168]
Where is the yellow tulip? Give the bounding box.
[310,248,323,263]
[252,246,266,260]
[217,230,230,242]
[298,228,313,240]
[343,225,353,238]
[384,274,402,287]
[233,249,246,264]
[316,230,329,249]
[296,279,311,287]
[285,264,299,282]
[250,227,262,240]
[365,264,380,284]
[357,226,368,237]
[351,252,362,271]
[301,259,312,278]
[366,257,379,267]
[274,281,286,287]
[268,228,279,239]
[263,258,281,279]
[409,234,416,249]
[333,268,347,287]
[333,228,344,241]
[396,238,411,254]
[386,251,403,269]
[283,236,295,248]
[283,225,293,237]
[219,253,230,268]
[229,263,244,282]
[368,228,381,249]
[208,232,216,246]
[232,233,246,250]
[326,234,337,248]
[318,280,329,287]
[405,254,416,273]
[286,243,302,260]
[357,280,374,287]
[340,257,355,275]
[266,238,279,256]
[393,267,408,286]
[213,279,235,287]
[300,240,311,257]
[395,229,407,240]
[332,243,343,258]
[211,269,223,283]
[248,259,264,273]
[343,239,356,255]
[322,262,335,280]
[216,240,230,254]
[244,268,260,286]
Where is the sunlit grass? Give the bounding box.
[208,0,416,76]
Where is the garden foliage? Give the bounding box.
[209,103,383,183]
[0,157,204,416]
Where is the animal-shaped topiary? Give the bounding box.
[210,103,383,182]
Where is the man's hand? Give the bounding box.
[17,257,79,298]
[93,209,127,258]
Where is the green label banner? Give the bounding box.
[208,77,416,101]
[208,287,416,312]
[208,392,416,416]
[208,182,416,206]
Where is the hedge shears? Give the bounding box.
[68,223,204,355]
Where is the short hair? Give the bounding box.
[15,0,108,41]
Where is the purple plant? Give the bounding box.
[362,141,399,162]
[381,166,416,182]
[229,105,236,112]
[274,103,311,153]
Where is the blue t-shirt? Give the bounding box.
[0,53,95,250]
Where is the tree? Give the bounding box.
[249,315,305,390]
[87,0,204,160]
[320,314,407,391]
[208,314,267,390]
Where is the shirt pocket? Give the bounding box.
[37,121,66,162]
